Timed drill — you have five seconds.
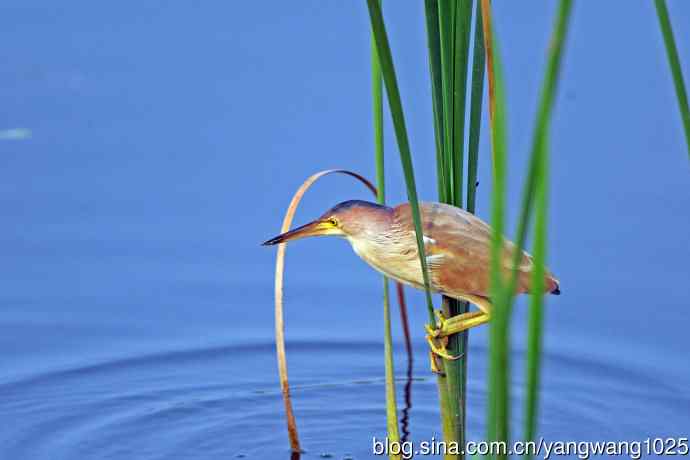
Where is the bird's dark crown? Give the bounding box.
[325,200,389,215]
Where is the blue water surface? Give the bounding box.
[1,1,689,459]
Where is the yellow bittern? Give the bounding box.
[263,200,560,363]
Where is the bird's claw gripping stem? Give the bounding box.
[426,332,462,360]
[426,309,490,367]
[425,311,463,363]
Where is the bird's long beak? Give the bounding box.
[262,219,338,246]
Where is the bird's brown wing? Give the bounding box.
[394,202,556,298]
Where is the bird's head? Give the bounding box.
[262,200,391,246]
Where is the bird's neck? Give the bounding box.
[346,215,403,279]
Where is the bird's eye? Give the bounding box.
[329,217,338,226]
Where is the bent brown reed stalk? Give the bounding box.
[273,169,410,454]
[274,170,373,453]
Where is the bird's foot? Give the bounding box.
[425,332,462,361]
[425,311,463,362]
[425,309,490,367]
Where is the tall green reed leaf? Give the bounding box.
[503,0,573,304]
[466,1,485,214]
[438,1,457,204]
[366,0,434,318]
[654,0,690,158]
[425,0,450,202]
[366,0,459,452]
[452,0,472,208]
[372,14,402,458]
[523,0,573,448]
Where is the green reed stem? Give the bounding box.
[524,139,547,450]
[426,2,480,455]
[441,1,475,453]
[480,1,572,457]
[449,3,486,453]
[373,23,385,207]
[424,3,462,452]
[372,12,402,458]
[382,280,402,460]
[654,0,690,159]
[503,0,573,304]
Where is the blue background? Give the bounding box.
[1,1,689,459]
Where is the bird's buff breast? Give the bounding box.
[348,236,435,292]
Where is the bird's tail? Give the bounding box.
[547,276,561,295]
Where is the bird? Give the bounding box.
[263,199,560,362]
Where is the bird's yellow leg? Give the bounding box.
[435,294,493,337]
[435,310,490,338]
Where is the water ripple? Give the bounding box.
[0,340,687,459]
